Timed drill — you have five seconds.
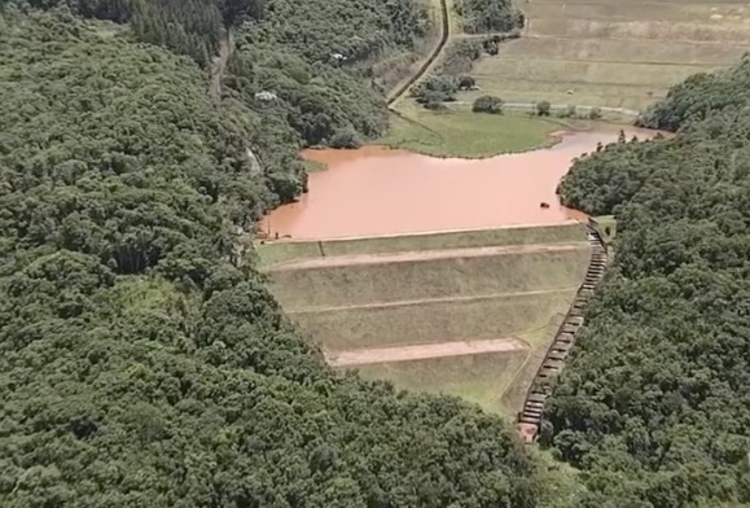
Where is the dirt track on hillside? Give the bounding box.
[268,242,589,271]
[209,32,232,101]
[325,337,527,366]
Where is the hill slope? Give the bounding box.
[0,9,544,507]
[546,56,750,507]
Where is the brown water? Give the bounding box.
[263,128,653,240]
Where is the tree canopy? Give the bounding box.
[548,57,750,508]
[239,0,428,64]
[454,0,523,35]
[637,53,750,132]
[0,7,543,507]
[8,0,430,148]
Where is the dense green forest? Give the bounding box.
[455,0,523,34]
[227,0,431,147]
[549,57,750,507]
[239,0,429,64]
[0,5,548,507]
[18,0,262,65]
[12,0,429,147]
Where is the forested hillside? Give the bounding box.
[228,0,431,147]
[240,0,428,63]
[0,7,544,507]
[549,58,750,507]
[455,0,523,34]
[16,0,430,148]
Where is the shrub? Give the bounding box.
[472,95,503,114]
[557,104,576,118]
[589,107,602,120]
[329,128,362,148]
[458,75,475,90]
[424,100,447,110]
[536,100,551,116]
[412,75,458,103]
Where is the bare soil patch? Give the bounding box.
[326,337,527,366]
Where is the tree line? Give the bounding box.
[549,55,750,507]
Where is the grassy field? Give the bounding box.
[265,224,591,417]
[292,289,576,349]
[374,104,573,157]
[351,313,563,416]
[257,222,586,267]
[355,350,529,414]
[269,247,590,309]
[460,0,750,110]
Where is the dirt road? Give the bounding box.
[209,31,232,101]
[325,337,527,366]
[267,241,589,271]
[387,0,449,106]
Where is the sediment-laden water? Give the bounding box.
[262,127,654,240]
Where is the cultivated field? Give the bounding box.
[263,224,591,417]
[461,0,750,109]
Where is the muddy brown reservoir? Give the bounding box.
[263,128,652,240]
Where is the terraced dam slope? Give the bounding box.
[261,223,591,416]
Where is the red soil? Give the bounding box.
[325,337,528,366]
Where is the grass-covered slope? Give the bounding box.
[291,290,575,349]
[264,227,589,421]
[268,248,589,309]
[0,10,543,507]
[546,58,750,507]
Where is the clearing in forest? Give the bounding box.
[460,0,750,110]
[262,223,590,416]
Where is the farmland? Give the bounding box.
[459,0,750,109]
